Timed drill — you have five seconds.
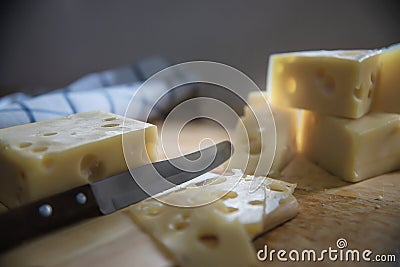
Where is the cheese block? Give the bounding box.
[301,111,400,182]
[228,91,297,177]
[128,172,298,267]
[372,43,400,113]
[0,111,158,208]
[267,50,381,119]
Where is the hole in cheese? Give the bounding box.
[101,123,120,128]
[353,86,363,101]
[198,232,219,248]
[269,183,286,192]
[226,206,239,213]
[142,202,164,216]
[221,191,238,200]
[19,142,32,148]
[43,132,57,136]
[32,146,48,153]
[79,154,105,182]
[170,221,190,231]
[169,213,191,231]
[368,71,376,99]
[368,89,373,99]
[70,132,77,135]
[103,117,117,121]
[248,200,263,206]
[217,205,239,214]
[322,75,335,96]
[370,72,376,84]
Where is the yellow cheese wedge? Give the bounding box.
[0,111,158,207]
[301,111,400,182]
[128,172,298,267]
[229,91,297,177]
[267,50,381,119]
[373,43,400,113]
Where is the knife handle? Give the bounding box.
[0,184,102,252]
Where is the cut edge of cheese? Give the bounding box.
[0,111,158,207]
[372,43,400,113]
[301,110,400,182]
[262,194,298,233]
[127,171,298,267]
[267,49,381,119]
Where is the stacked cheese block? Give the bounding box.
[231,44,400,182]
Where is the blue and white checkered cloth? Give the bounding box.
[0,57,194,128]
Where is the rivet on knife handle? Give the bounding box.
[0,184,101,252]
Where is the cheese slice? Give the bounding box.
[301,111,400,182]
[372,43,400,113]
[131,199,256,267]
[267,50,381,119]
[165,172,298,237]
[0,111,158,207]
[128,172,298,267]
[229,91,297,177]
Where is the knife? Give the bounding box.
[0,141,232,252]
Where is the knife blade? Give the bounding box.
[0,141,232,252]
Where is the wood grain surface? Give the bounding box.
[1,120,399,266]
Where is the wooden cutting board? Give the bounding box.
[1,120,399,267]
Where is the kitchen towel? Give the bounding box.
[0,57,195,128]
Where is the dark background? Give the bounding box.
[1,0,399,95]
